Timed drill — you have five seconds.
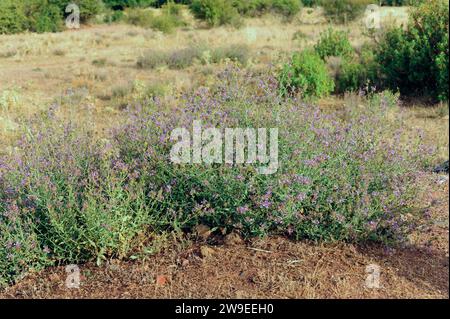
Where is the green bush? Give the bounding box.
[314,28,355,60]
[321,0,371,24]
[376,0,449,101]
[25,0,64,33]
[190,0,241,27]
[231,0,271,17]
[103,0,158,10]
[227,0,302,18]
[335,59,366,93]
[150,14,183,33]
[333,44,379,93]
[104,9,125,23]
[301,0,320,6]
[152,2,186,32]
[0,0,104,34]
[279,50,335,99]
[0,1,27,35]
[126,7,153,26]
[271,0,302,17]
[49,0,103,22]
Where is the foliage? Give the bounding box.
[0,0,102,34]
[333,44,379,93]
[0,1,27,35]
[25,0,64,33]
[231,0,271,17]
[49,0,103,22]
[190,0,241,27]
[125,6,185,33]
[301,0,320,6]
[270,0,302,17]
[103,0,158,10]
[375,0,449,101]
[279,50,335,99]
[321,0,372,24]
[314,28,355,60]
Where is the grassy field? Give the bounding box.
[0,6,448,298]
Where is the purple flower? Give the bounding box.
[237,205,249,214]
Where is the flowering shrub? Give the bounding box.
[0,67,435,287]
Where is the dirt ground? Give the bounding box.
[1,176,447,299]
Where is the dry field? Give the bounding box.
[0,7,448,298]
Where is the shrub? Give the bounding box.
[0,0,103,34]
[279,50,335,99]
[104,9,125,23]
[137,50,169,69]
[321,0,372,24]
[25,0,64,33]
[50,0,103,22]
[126,7,153,27]
[376,0,449,101]
[334,59,362,93]
[0,1,27,35]
[103,0,157,10]
[271,0,302,17]
[190,0,241,27]
[0,67,434,287]
[231,0,271,17]
[314,28,355,60]
[149,14,181,33]
[334,44,379,93]
[301,0,320,6]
